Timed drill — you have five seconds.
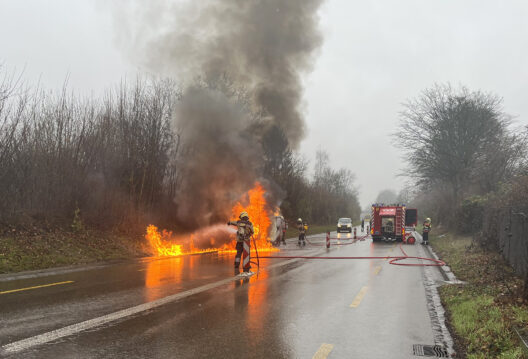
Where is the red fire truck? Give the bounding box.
[370,204,418,243]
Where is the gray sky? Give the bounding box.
[1,0,527,207]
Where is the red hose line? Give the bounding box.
[305,237,366,247]
[305,241,356,246]
[306,236,367,240]
[259,244,446,267]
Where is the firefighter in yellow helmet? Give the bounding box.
[297,218,307,247]
[227,211,254,273]
[422,217,432,245]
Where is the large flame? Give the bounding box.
[230,182,273,250]
[145,182,277,257]
[145,225,183,256]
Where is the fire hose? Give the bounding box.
[305,235,369,246]
[259,243,445,267]
[250,235,260,272]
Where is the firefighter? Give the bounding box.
[297,218,306,247]
[227,211,254,273]
[422,218,432,245]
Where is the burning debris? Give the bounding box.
[146,182,277,257]
[111,0,325,253]
[230,183,272,248]
[145,225,184,257]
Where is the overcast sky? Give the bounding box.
[1,0,527,208]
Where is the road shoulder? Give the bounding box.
[430,232,528,358]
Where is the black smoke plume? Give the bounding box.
[111,0,325,229]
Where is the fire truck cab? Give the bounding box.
[370,204,418,243]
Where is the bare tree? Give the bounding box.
[0,66,362,234]
[396,84,525,213]
[309,150,360,224]
[0,69,182,231]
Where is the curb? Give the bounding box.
[414,232,461,284]
[423,245,458,283]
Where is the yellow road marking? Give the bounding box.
[0,281,74,295]
[373,266,382,275]
[350,286,368,308]
[312,343,334,359]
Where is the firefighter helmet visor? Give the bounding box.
[239,211,249,219]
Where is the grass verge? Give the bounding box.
[0,229,147,274]
[431,233,528,358]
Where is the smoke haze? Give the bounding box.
[111,0,325,228]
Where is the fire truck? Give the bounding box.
[370,204,418,243]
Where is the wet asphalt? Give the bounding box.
[0,230,446,358]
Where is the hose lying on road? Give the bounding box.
[259,243,445,267]
[305,235,369,246]
[250,235,260,272]
[305,238,355,246]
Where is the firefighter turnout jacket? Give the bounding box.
[423,222,431,233]
[228,219,255,242]
[297,222,307,234]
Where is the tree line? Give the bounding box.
[0,69,360,233]
[262,124,360,224]
[0,71,181,232]
[395,83,528,297]
[395,84,527,228]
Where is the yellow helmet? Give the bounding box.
[425,217,431,222]
[239,211,249,219]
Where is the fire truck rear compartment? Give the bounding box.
[381,217,396,238]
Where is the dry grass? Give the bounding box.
[0,228,147,273]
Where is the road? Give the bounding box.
[0,230,451,358]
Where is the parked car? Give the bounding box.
[336,218,352,233]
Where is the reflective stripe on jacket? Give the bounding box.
[228,220,254,242]
[297,223,306,234]
[423,223,431,233]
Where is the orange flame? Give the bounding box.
[146,225,183,256]
[145,182,277,257]
[230,182,274,250]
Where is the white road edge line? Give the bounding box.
[1,255,309,355]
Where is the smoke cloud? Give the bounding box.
[111,0,325,229]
